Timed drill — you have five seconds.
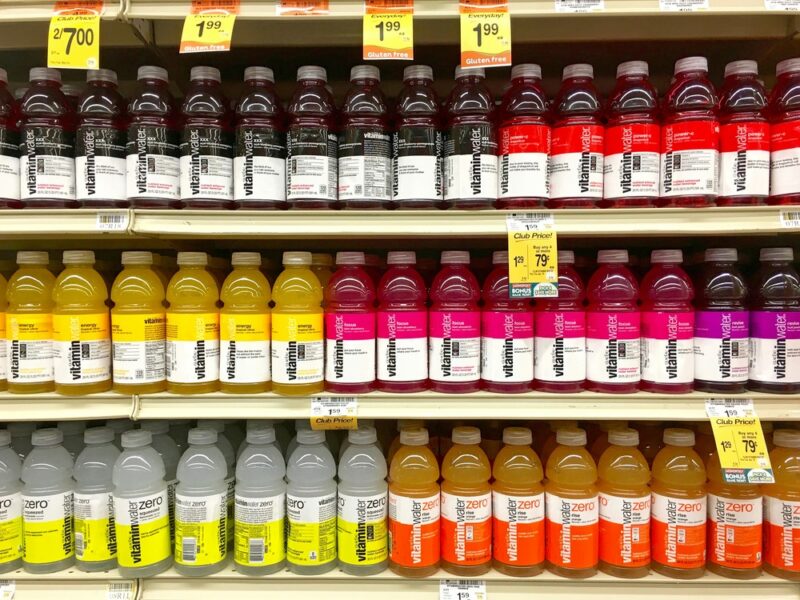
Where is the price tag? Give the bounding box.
[363,0,414,60]
[180,0,240,53]
[107,581,137,600]
[48,1,103,70]
[554,0,604,11]
[659,0,708,10]
[506,213,558,298]
[278,0,330,15]
[95,210,130,232]
[705,398,774,484]
[765,0,800,9]
[459,0,511,69]
[0,581,14,600]
[780,210,800,228]
[440,580,486,600]
[310,396,358,430]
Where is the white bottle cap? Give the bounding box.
[297,429,326,445]
[556,427,587,446]
[29,67,61,83]
[32,428,63,446]
[511,64,542,79]
[704,248,737,262]
[492,251,508,265]
[190,66,221,83]
[452,426,481,445]
[121,430,152,449]
[336,251,366,266]
[177,251,208,266]
[348,426,378,444]
[724,60,758,78]
[231,252,261,267]
[84,426,114,445]
[87,68,118,84]
[404,65,433,81]
[502,426,533,446]
[562,63,593,80]
[557,250,575,264]
[617,61,648,78]
[244,66,275,83]
[63,250,95,265]
[663,427,695,447]
[137,66,168,82]
[455,66,485,79]
[675,56,708,75]
[387,251,416,265]
[351,65,380,81]
[651,249,683,264]
[608,428,639,447]
[283,251,312,266]
[188,428,218,445]
[441,250,470,265]
[774,429,800,449]
[597,249,629,264]
[247,425,276,445]
[297,66,327,82]
[777,58,800,77]
[760,247,794,261]
[121,251,153,266]
[400,427,429,446]
[16,251,49,265]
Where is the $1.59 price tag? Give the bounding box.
[363,0,414,60]
[310,396,358,430]
[48,0,103,70]
[506,213,558,299]
[459,0,511,69]
[180,0,240,53]
[440,580,486,600]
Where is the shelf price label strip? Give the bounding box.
[506,213,558,299]
[107,581,137,600]
[180,0,240,54]
[278,0,330,15]
[310,396,358,430]
[363,0,414,61]
[48,0,103,70]
[440,580,487,600]
[0,580,13,600]
[459,0,511,69]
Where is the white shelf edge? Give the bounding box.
[0,209,134,238]
[0,393,134,421]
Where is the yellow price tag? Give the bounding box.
[310,396,358,430]
[363,0,414,61]
[459,0,511,69]
[180,0,239,53]
[48,1,102,70]
[506,213,558,298]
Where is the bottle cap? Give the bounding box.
[563,63,593,80]
[58,421,86,435]
[725,60,758,77]
[121,251,153,266]
[663,427,695,447]
[311,253,333,267]
[455,66,485,79]
[777,58,800,77]
[247,425,276,444]
[675,56,708,75]
[29,67,61,83]
[400,427,429,446]
[137,66,168,82]
[0,431,10,446]
[32,428,63,446]
[351,65,380,81]
[188,427,218,445]
[297,65,327,82]
[597,249,629,264]
[760,247,793,261]
[609,427,639,446]
[336,251,366,266]
[348,426,378,445]
[297,429,325,445]
[398,419,424,431]
[190,66,221,83]
[121,430,152,448]
[452,425,481,445]
[387,251,416,265]
[558,250,575,264]
[774,429,800,449]
[86,68,118,84]
[556,427,587,446]
[651,249,683,264]
[617,60,648,78]
[231,252,262,267]
[13,87,27,100]
[502,426,533,446]
[177,251,208,266]
[140,420,170,435]
[8,423,35,436]
[283,251,312,266]
[441,250,470,265]
[244,66,275,83]
[492,251,508,265]
[0,69,7,84]
[704,248,737,262]
[63,250,95,265]
[84,426,114,445]
[404,65,433,81]
[16,251,49,265]
[511,63,542,79]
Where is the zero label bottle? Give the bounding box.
[763,429,800,581]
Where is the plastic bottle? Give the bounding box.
[310,254,333,289]
[589,420,628,463]
[169,420,191,453]
[201,420,236,549]
[764,429,800,580]
[57,421,86,458]
[8,422,34,462]
[651,428,707,579]
[106,419,134,450]
[539,420,578,467]
[139,420,180,544]
[769,58,800,205]
[0,68,20,209]
[271,252,324,395]
[694,422,717,465]
[0,430,22,574]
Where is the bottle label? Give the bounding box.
[549,124,604,200]
[660,120,719,197]
[480,310,533,383]
[220,313,271,384]
[388,492,440,568]
[225,476,234,543]
[0,492,21,565]
[53,312,111,384]
[20,125,75,201]
[111,312,167,385]
[764,495,800,572]
[324,312,376,384]
[22,491,74,564]
[534,311,586,383]
[544,493,599,570]
[603,123,660,200]
[749,311,800,384]
[393,126,443,202]
[6,313,53,383]
[113,490,171,569]
[492,490,544,566]
[180,126,233,201]
[586,311,641,384]
[337,491,388,566]
[74,491,115,563]
[76,125,126,201]
[338,127,392,202]
[770,120,800,198]
[167,479,176,543]
[0,312,6,381]
[377,310,428,382]
[234,126,286,203]
[708,492,762,569]
[286,127,338,203]
[271,312,324,384]
[444,123,498,202]
[234,492,285,568]
[598,493,650,567]
[174,491,227,566]
[719,121,769,197]
[498,123,550,199]
[440,491,492,566]
[641,311,694,384]
[429,310,481,382]
[0,127,20,201]
[165,312,220,384]
[286,492,337,566]
[694,310,749,383]
[125,124,180,200]
[651,492,706,569]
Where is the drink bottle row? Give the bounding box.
[4,55,800,209]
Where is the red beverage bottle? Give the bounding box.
[429,251,481,393]
[497,63,550,208]
[0,68,20,209]
[377,251,429,392]
[768,58,800,206]
[324,251,376,394]
[602,61,660,208]
[659,56,719,208]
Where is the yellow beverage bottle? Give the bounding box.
[492,427,544,576]
[589,420,628,463]
[110,251,166,395]
[166,252,220,394]
[52,251,111,395]
[311,253,333,289]
[387,419,425,464]
[635,421,664,465]
[0,271,7,391]
[651,428,707,579]
[271,252,323,396]
[763,429,800,581]
[597,428,651,578]
[540,420,578,468]
[545,427,599,579]
[220,252,271,394]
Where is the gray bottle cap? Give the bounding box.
[32,428,63,446]
[121,430,152,449]
[0,431,10,446]
[297,429,325,445]
[244,66,275,83]
[348,426,378,445]
[188,428,218,445]
[138,66,168,82]
[247,426,276,445]
[84,427,114,445]
[190,66,221,83]
[87,69,117,84]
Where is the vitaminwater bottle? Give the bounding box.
[76,69,127,208]
[387,420,425,463]
[393,65,442,209]
[377,251,429,392]
[597,428,650,578]
[140,420,181,544]
[548,64,604,209]
[52,250,111,395]
[113,430,172,577]
[0,430,21,574]
[180,66,234,210]
[220,252,271,394]
[602,61,660,208]
[0,68,20,209]
[544,427,599,578]
[694,248,749,393]
[651,428,707,579]
[481,250,533,393]
[58,421,86,458]
[388,427,440,577]
[107,419,133,450]
[271,252,324,395]
[589,420,627,462]
[636,421,663,465]
[539,420,578,467]
[234,66,286,209]
[659,57,719,207]
[769,58,800,205]
[492,427,545,576]
[429,251,481,393]
[202,420,236,548]
[0,271,7,391]
[286,429,337,575]
[763,429,800,580]
[694,422,717,464]
[126,66,180,208]
[311,254,333,289]
[166,252,220,394]
[286,66,338,209]
[21,428,74,573]
[443,67,497,209]
[586,250,641,393]
[9,423,34,462]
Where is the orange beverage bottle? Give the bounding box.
[540,420,578,467]
[589,420,628,463]
[694,421,717,464]
[387,419,425,464]
[480,420,503,464]
[763,429,800,581]
[635,421,664,465]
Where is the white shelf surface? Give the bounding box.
[0,393,134,421]
[4,569,132,600]
[0,210,133,239]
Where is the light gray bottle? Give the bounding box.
[57,421,86,458]
[0,430,22,574]
[200,420,235,548]
[337,419,376,460]
[222,420,245,453]
[286,419,331,463]
[140,420,181,543]
[105,419,134,450]
[8,422,35,461]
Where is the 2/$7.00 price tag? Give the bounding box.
[48,0,103,70]
[310,396,358,430]
[363,0,414,60]
[459,0,511,69]
[506,213,558,299]
[440,580,486,600]
[180,0,240,53]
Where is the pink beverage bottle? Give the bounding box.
[443,67,497,209]
[180,66,234,210]
[640,250,695,393]
[19,68,77,208]
[481,251,534,393]
[548,64,604,209]
[659,56,719,208]
[377,251,429,392]
[748,248,800,394]
[694,248,749,393]
[286,66,338,209]
[234,66,286,210]
[0,68,20,209]
[126,66,180,208]
[324,251,376,394]
[497,64,550,209]
[429,251,481,393]
[586,250,641,393]
[602,61,660,208]
[768,58,800,206]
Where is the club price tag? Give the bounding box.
[440,580,486,600]
[48,0,103,70]
[506,213,558,298]
[278,0,330,15]
[459,0,511,69]
[705,398,774,484]
[0,581,13,600]
[310,396,358,430]
[180,0,240,53]
[363,0,414,60]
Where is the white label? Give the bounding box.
[394,155,440,201]
[166,339,220,383]
[765,496,800,529]
[641,337,694,384]
[220,339,270,384]
[0,581,13,600]
[603,151,660,199]
[586,337,641,383]
[481,336,533,383]
[96,211,130,232]
[235,492,285,524]
[429,336,480,382]
[499,153,549,199]
[338,155,392,201]
[444,154,498,201]
[599,493,650,525]
[53,338,111,384]
[389,492,439,524]
[125,154,179,200]
[750,338,800,383]
[19,155,75,200]
[440,580,486,600]
[310,396,357,418]
[0,493,21,525]
[549,152,603,199]
[441,492,492,525]
[74,492,112,523]
[77,156,126,201]
[325,339,376,384]
[271,340,323,384]
[554,0,604,10]
[0,156,20,201]
[287,492,337,524]
[234,156,286,203]
[113,339,166,385]
[180,155,233,201]
[287,155,337,201]
[493,491,545,524]
[106,581,136,600]
[377,337,427,382]
[651,493,706,526]
[23,491,73,524]
[781,210,800,228]
[660,0,708,9]
[534,336,586,382]
[708,493,761,530]
[338,492,387,523]
[719,150,769,197]
[6,338,52,383]
[176,492,227,524]
[695,337,749,383]
[772,147,800,196]
[113,490,169,527]
[660,149,718,196]
[545,493,599,526]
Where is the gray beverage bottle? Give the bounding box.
[58,421,86,458]
[106,419,134,450]
[8,422,35,461]
[141,420,181,543]
[0,430,22,574]
[200,420,235,548]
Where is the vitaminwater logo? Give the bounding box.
[136,128,148,194]
[411,499,423,564]
[25,129,36,196]
[63,493,73,556]
[195,340,206,380]
[621,499,633,564]
[107,494,117,556]
[782,502,794,567]
[334,315,344,379]
[189,129,201,196]
[10,340,19,380]
[84,129,97,196]
[502,313,515,378]
[70,340,82,380]
[620,126,633,194]
[666,314,678,380]
[434,132,444,197]
[356,499,368,562]
[455,498,467,562]
[440,314,453,377]
[606,315,619,379]
[386,313,397,378]
[506,497,518,561]
[720,313,732,379]
[553,314,565,378]
[578,127,592,194]
[226,341,236,380]
[775,314,787,379]
[735,125,748,192]
[665,499,678,564]
[392,134,399,198]
[286,318,298,381]
[500,129,510,195]
[713,497,726,562]
[217,500,227,558]
[470,128,482,196]
[560,500,572,564]
[243,129,254,196]
[663,127,674,194]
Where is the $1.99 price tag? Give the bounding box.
[310,396,358,430]
[48,0,103,70]
[506,213,558,299]
[363,0,414,60]
[180,0,240,53]
[459,0,511,69]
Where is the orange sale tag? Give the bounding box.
[459,0,511,69]
[363,0,414,60]
[48,0,103,70]
[277,0,330,15]
[180,0,240,54]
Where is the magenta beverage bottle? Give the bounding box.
[768,58,800,206]
[0,68,20,209]
[497,63,550,209]
[694,248,749,393]
[126,66,180,208]
[548,64,604,209]
[234,66,286,210]
[324,251,377,394]
[640,250,695,394]
[429,251,481,393]
[602,61,660,208]
[659,56,719,208]
[377,251,429,392]
[748,247,800,394]
[534,250,586,393]
[443,67,497,209]
[286,66,338,209]
[586,249,641,393]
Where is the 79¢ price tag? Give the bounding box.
[310,396,358,430]
[506,213,558,298]
[363,0,414,60]
[48,0,103,70]
[440,580,486,600]
[180,0,240,53]
[459,0,511,69]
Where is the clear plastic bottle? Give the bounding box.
[106,419,134,450]
[769,58,800,205]
[57,420,86,458]
[201,420,235,549]
[0,68,20,209]
[589,420,627,463]
[139,420,180,545]
[8,422,34,462]
[0,429,22,574]
[764,429,800,580]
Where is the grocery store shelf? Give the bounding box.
[0,392,134,421]
[4,569,132,600]
[0,209,133,239]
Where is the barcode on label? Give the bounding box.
[182,537,197,562]
[311,396,358,417]
[781,211,800,228]
[107,581,136,600]
[249,538,265,563]
[75,531,85,557]
[506,212,555,231]
[96,211,130,232]
[440,580,487,600]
